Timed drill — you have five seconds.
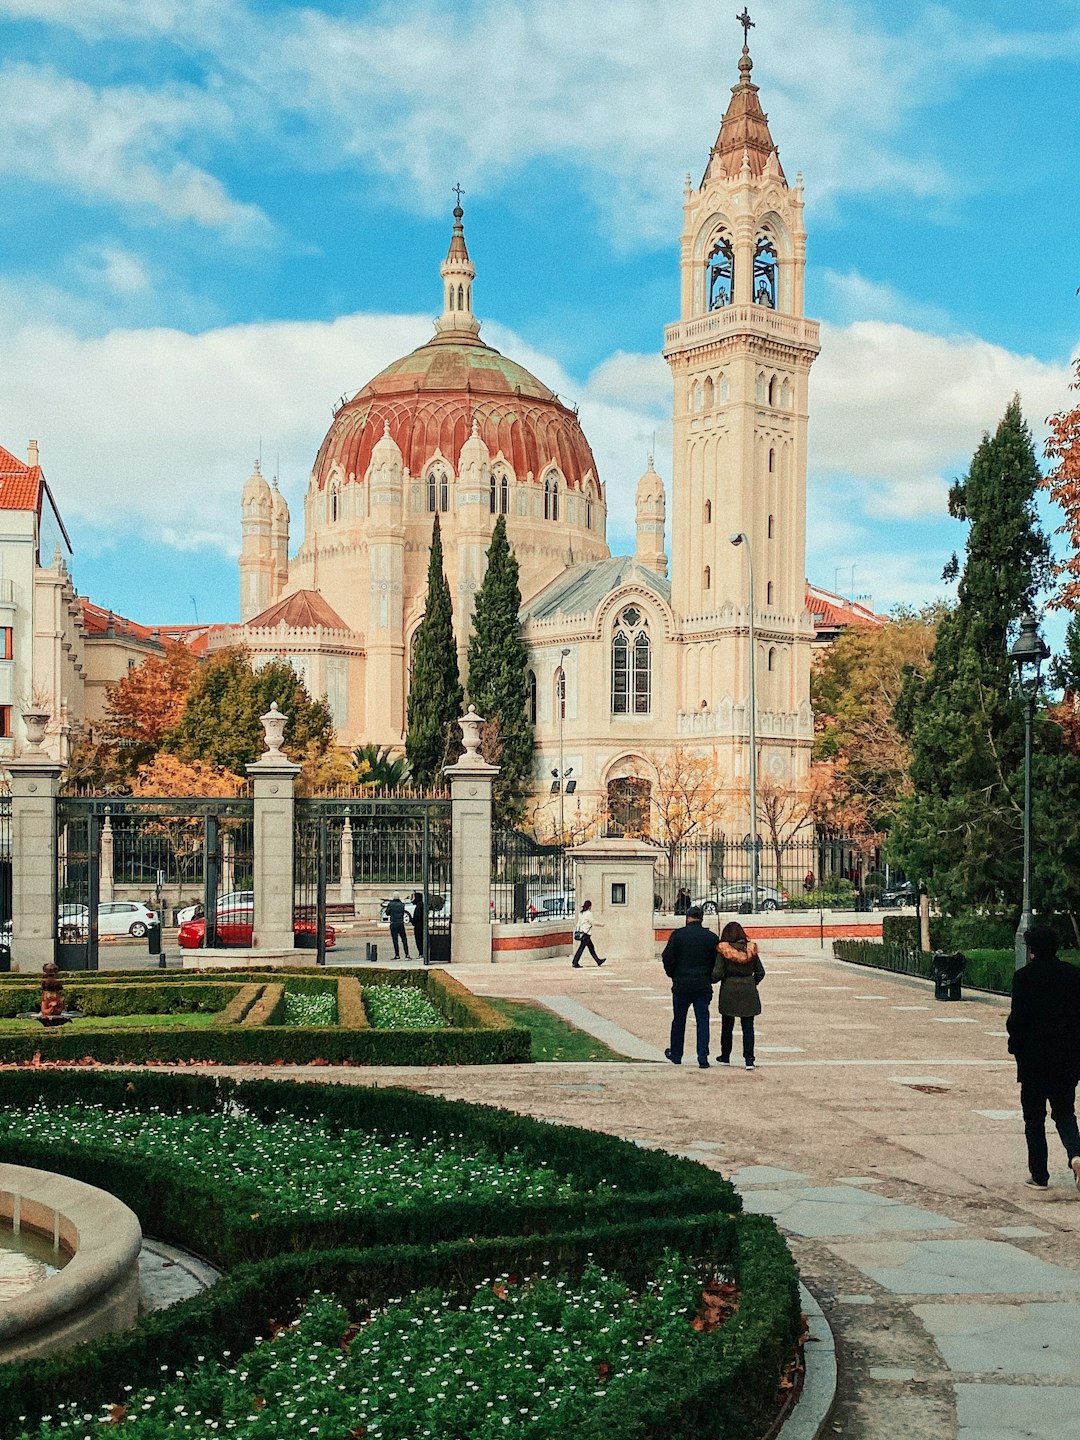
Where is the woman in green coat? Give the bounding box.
[713,920,765,1069]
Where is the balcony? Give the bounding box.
[664,306,820,356]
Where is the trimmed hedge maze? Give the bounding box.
[0,1071,801,1440]
[0,968,528,1065]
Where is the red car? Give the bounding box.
[177,914,336,950]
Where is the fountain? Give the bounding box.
[17,961,83,1027]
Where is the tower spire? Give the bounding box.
[703,10,784,185]
[434,187,481,340]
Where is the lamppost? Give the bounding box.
[1009,613,1050,971]
[557,647,570,840]
[730,532,759,912]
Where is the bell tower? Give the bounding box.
[663,18,819,775]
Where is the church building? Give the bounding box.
[226,32,820,832]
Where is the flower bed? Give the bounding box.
[363,984,446,1029]
[282,989,337,1027]
[0,1072,798,1440]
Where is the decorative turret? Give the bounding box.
[240,461,274,621]
[634,457,667,577]
[434,192,481,339]
[270,479,290,599]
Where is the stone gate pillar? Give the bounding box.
[567,836,659,965]
[339,817,354,908]
[443,706,499,965]
[100,812,115,902]
[9,738,64,975]
[246,703,301,952]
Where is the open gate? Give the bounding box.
[294,797,452,965]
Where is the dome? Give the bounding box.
[310,333,600,493]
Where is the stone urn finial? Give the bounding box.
[459,704,484,760]
[21,709,50,753]
[259,702,288,759]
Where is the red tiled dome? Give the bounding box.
[311,335,599,492]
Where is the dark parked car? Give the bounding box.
[878,882,916,908]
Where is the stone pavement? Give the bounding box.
[250,940,1080,1439]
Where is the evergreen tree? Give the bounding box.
[405,517,463,785]
[890,397,1050,911]
[466,516,534,823]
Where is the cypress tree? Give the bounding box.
[405,516,463,785]
[891,396,1050,910]
[467,515,534,823]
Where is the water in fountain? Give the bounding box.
[0,1220,68,1300]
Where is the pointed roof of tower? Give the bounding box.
[706,39,786,185]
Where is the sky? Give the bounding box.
[0,0,1077,632]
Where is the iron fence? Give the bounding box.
[491,829,574,923]
[658,832,892,914]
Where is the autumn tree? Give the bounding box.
[1042,356,1080,609]
[811,605,943,831]
[749,764,842,889]
[891,397,1051,910]
[405,517,463,786]
[648,747,728,900]
[100,645,199,778]
[130,754,245,901]
[466,516,533,824]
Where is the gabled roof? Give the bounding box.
[805,582,886,637]
[0,443,42,511]
[244,589,351,631]
[522,557,671,623]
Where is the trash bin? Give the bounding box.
[931,950,965,1002]
[147,922,162,956]
[0,942,10,973]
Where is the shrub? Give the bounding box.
[241,982,283,1026]
[214,983,263,1025]
[336,976,369,1029]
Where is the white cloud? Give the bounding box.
[0,62,267,234]
[81,246,152,296]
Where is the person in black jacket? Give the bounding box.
[661,906,720,1069]
[1007,923,1080,1192]
[411,892,425,961]
[385,894,410,960]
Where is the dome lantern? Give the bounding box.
[434,190,481,340]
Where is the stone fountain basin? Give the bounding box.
[0,1163,142,1362]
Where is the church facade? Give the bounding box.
[228,36,819,835]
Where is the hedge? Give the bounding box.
[0,968,529,1065]
[215,983,262,1025]
[833,938,1018,995]
[0,1072,799,1440]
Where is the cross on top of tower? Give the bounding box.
[452,182,465,217]
[736,7,754,47]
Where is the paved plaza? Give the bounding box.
[245,939,1080,1440]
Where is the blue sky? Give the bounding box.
[0,0,1076,631]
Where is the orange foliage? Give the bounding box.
[1043,357,1080,610]
[103,645,198,750]
[131,753,244,797]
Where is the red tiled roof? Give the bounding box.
[805,582,886,635]
[0,443,43,512]
[245,589,350,631]
[80,600,225,657]
[707,49,786,184]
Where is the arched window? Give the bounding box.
[692,381,703,412]
[768,647,776,672]
[427,472,437,512]
[606,776,651,838]
[754,233,778,308]
[330,485,340,522]
[500,474,510,515]
[544,472,560,521]
[611,607,651,715]
[585,487,593,529]
[555,666,566,721]
[755,373,767,404]
[767,581,775,606]
[768,513,775,539]
[704,566,711,591]
[768,448,776,473]
[768,376,778,407]
[706,230,734,310]
[457,284,464,310]
[439,472,449,512]
[448,288,455,311]
[719,373,730,402]
[704,499,712,524]
[703,376,714,409]
[780,379,792,409]
[489,472,497,514]
[527,670,537,725]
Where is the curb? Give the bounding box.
[778,1282,837,1440]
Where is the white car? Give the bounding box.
[174,891,254,926]
[57,902,158,939]
[525,890,577,922]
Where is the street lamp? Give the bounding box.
[1009,613,1050,971]
[730,532,759,912]
[557,647,570,840]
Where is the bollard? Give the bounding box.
[366,941,378,964]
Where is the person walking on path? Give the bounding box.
[410,891,425,961]
[570,900,605,968]
[714,920,765,1069]
[1007,923,1080,1192]
[661,905,719,1069]
[385,894,410,960]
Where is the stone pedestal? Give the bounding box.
[568,836,659,965]
[8,756,64,974]
[245,757,301,952]
[443,706,499,965]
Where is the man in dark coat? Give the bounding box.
[661,905,720,1069]
[1007,924,1080,1192]
[385,894,410,960]
[411,892,425,961]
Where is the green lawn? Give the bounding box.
[0,1011,223,1033]
[485,998,631,1062]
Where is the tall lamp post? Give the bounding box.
[1009,613,1050,971]
[556,647,570,840]
[730,532,759,913]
